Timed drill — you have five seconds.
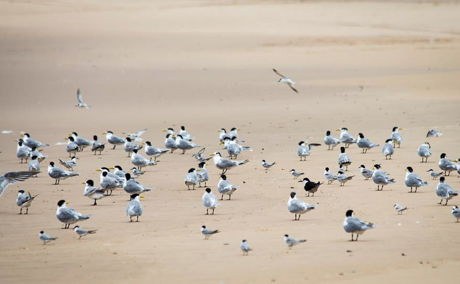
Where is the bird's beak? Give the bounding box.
[196,169,202,172]
[209,153,215,157]
[140,196,145,199]
[298,180,303,183]
[82,182,86,184]
[102,132,107,135]
[162,129,167,132]
[66,202,70,205]
[95,169,101,172]
[335,129,340,132]
[109,167,114,170]
[219,142,224,145]
[399,128,403,131]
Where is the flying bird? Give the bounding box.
[273,68,298,93]
[0,171,36,197]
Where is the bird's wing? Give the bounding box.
[0,171,35,197]
[77,90,84,104]
[196,148,206,156]
[272,68,286,78]
[288,84,299,93]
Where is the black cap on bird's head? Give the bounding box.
[300,177,310,182]
[24,133,30,137]
[198,162,206,168]
[290,192,296,198]
[242,239,247,242]
[18,140,23,145]
[86,179,94,186]
[114,165,122,170]
[290,169,295,172]
[145,141,152,146]
[177,135,184,139]
[107,131,113,134]
[205,188,211,193]
[57,200,66,207]
[68,136,75,142]
[214,152,221,156]
[385,138,392,143]
[102,171,108,177]
[326,130,331,135]
[72,132,78,136]
[230,127,237,131]
[40,230,44,234]
[18,189,25,193]
[358,133,364,138]
[132,149,138,154]
[325,167,330,171]
[440,153,446,158]
[181,126,185,130]
[341,128,348,131]
[340,147,346,153]
[298,141,305,146]
[220,128,226,131]
[262,159,266,162]
[31,155,38,160]
[201,225,206,229]
[220,174,227,180]
[231,137,237,141]
[49,162,55,166]
[406,166,413,172]
[126,137,132,142]
[73,226,80,229]
[223,137,230,141]
[338,169,345,174]
[374,164,381,169]
[188,168,195,173]
[101,167,110,171]
[346,210,353,217]
[359,165,365,168]
[284,234,289,237]
[130,194,139,200]
[392,126,398,131]
[440,176,445,182]
[93,135,98,140]
[125,173,131,180]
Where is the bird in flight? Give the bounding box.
[75,88,90,109]
[273,68,298,93]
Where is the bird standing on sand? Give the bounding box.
[272,68,298,93]
[48,162,79,185]
[390,126,403,148]
[404,166,428,193]
[324,167,337,184]
[357,133,379,153]
[323,130,341,150]
[284,234,306,249]
[438,153,457,176]
[210,152,248,174]
[338,128,356,148]
[56,200,90,229]
[297,141,321,161]
[393,204,407,215]
[343,209,374,241]
[126,194,143,222]
[201,225,219,240]
[91,135,105,155]
[261,160,276,171]
[104,131,125,150]
[287,192,315,221]
[217,174,238,200]
[436,177,458,206]
[83,179,105,206]
[358,165,373,180]
[417,142,431,163]
[16,190,38,214]
[338,147,352,171]
[299,177,321,197]
[372,164,395,191]
[74,226,97,239]
[382,139,394,160]
[39,231,57,245]
[337,169,353,187]
[240,240,252,256]
[202,188,219,215]
[184,168,198,190]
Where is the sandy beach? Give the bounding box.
[1,0,460,283]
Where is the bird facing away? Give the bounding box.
[240,239,252,256]
[452,206,460,222]
[16,190,38,214]
[343,209,375,241]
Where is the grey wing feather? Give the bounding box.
[272,68,286,78]
[0,171,35,196]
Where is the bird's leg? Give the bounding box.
[355,235,359,241]
[25,208,29,214]
[136,216,139,222]
[19,208,22,214]
[206,209,209,215]
[112,145,116,150]
[221,194,224,200]
[93,199,97,206]
[350,234,354,241]
[228,194,231,200]
[129,216,133,222]
[445,200,448,206]
[212,208,215,215]
[182,150,185,155]
[193,184,195,190]
[438,199,443,205]
[415,187,418,193]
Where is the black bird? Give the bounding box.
[299,177,322,197]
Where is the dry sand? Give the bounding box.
[1,0,460,283]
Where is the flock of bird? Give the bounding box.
[0,79,459,254]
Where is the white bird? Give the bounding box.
[98,169,121,195]
[284,234,306,249]
[83,179,105,206]
[175,135,200,154]
[390,126,403,148]
[16,139,31,163]
[438,153,457,176]
[417,142,431,163]
[28,155,40,176]
[65,136,79,157]
[178,125,193,141]
[427,169,443,180]
[126,194,143,222]
[382,139,394,160]
[218,128,230,142]
[184,168,198,190]
[343,209,374,241]
[297,141,321,161]
[223,137,252,159]
[123,137,142,157]
[73,226,97,239]
[287,192,315,221]
[75,88,90,109]
[261,160,276,171]
[436,177,458,206]
[164,134,177,153]
[217,174,238,200]
[273,68,298,93]
[323,130,340,150]
[39,231,57,245]
[202,188,219,215]
[290,169,304,179]
[324,167,337,184]
[372,164,395,191]
[240,239,252,256]
[405,166,428,193]
[337,169,354,187]
[22,133,49,149]
[48,161,79,185]
[144,141,169,161]
[338,147,352,170]
[104,131,125,150]
[196,162,209,188]
[358,165,373,180]
[91,135,105,155]
[131,149,156,170]
[393,203,407,215]
[59,156,78,171]
[451,206,460,222]
[426,129,442,138]
[16,190,38,214]
[0,171,35,197]
[56,200,90,229]
[357,133,379,153]
[338,128,356,148]
[210,152,248,174]
[201,225,219,240]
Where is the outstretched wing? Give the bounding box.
[288,84,298,93]
[76,89,84,104]
[0,171,36,197]
[272,68,286,78]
